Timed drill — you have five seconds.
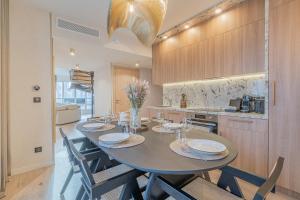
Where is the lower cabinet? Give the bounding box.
[147,108,185,123]
[166,111,185,123]
[218,116,268,177]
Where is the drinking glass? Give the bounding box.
[176,128,187,145]
[157,112,165,127]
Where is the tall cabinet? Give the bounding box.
[269,0,300,193]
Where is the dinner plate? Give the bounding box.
[163,123,183,130]
[83,122,105,130]
[99,133,130,145]
[187,139,227,155]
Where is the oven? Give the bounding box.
[186,113,218,134]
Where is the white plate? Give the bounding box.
[187,139,227,155]
[99,133,130,145]
[83,122,105,130]
[163,123,183,130]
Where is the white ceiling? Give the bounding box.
[23,0,223,70]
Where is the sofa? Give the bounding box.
[56,104,81,125]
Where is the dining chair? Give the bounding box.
[155,157,284,200]
[68,137,146,200]
[59,128,118,196]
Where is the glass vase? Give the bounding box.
[130,107,141,130]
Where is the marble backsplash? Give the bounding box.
[163,75,268,109]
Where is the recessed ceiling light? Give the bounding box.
[215,8,222,14]
[163,35,168,39]
[135,63,140,67]
[184,25,190,29]
[69,48,76,56]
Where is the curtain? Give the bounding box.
[0,0,9,197]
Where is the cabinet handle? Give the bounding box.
[228,119,254,124]
[273,81,276,106]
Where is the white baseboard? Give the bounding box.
[11,160,54,176]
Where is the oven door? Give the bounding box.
[187,120,218,134]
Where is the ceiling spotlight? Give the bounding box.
[75,64,80,70]
[215,8,222,14]
[162,35,168,39]
[135,63,140,67]
[184,25,190,29]
[69,48,76,56]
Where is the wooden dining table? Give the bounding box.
[76,121,238,200]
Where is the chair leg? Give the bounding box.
[81,192,89,200]
[203,171,211,182]
[60,169,74,195]
[76,186,85,200]
[130,179,144,200]
[119,184,132,200]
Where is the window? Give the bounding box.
[56,81,92,115]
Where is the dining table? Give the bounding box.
[76,121,238,200]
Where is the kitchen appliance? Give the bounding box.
[241,95,254,113]
[254,96,265,114]
[186,113,218,134]
[225,98,242,112]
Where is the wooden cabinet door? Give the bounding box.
[269,0,300,193]
[152,43,163,85]
[192,41,206,80]
[205,35,224,79]
[166,111,185,123]
[224,28,243,76]
[164,50,175,84]
[218,116,268,177]
[242,20,265,74]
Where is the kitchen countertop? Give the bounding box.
[148,106,268,120]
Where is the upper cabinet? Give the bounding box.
[152,0,265,85]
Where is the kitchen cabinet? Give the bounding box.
[152,0,265,85]
[148,108,164,119]
[205,35,224,79]
[147,108,185,123]
[166,111,186,123]
[223,28,243,76]
[242,20,265,74]
[218,116,268,177]
[269,0,300,193]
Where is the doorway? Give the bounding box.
[112,66,139,113]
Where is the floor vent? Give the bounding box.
[57,18,100,38]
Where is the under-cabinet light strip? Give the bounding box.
[163,73,266,87]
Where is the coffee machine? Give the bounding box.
[240,95,253,113]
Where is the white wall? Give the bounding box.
[94,65,113,116]
[139,68,163,117]
[9,1,53,175]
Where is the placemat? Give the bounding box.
[152,125,175,134]
[99,134,145,148]
[169,139,229,161]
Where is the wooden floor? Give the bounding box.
[1,121,298,200]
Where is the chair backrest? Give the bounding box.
[217,157,284,200]
[68,137,96,187]
[253,157,284,200]
[59,128,76,167]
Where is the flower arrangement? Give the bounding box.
[125,79,150,109]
